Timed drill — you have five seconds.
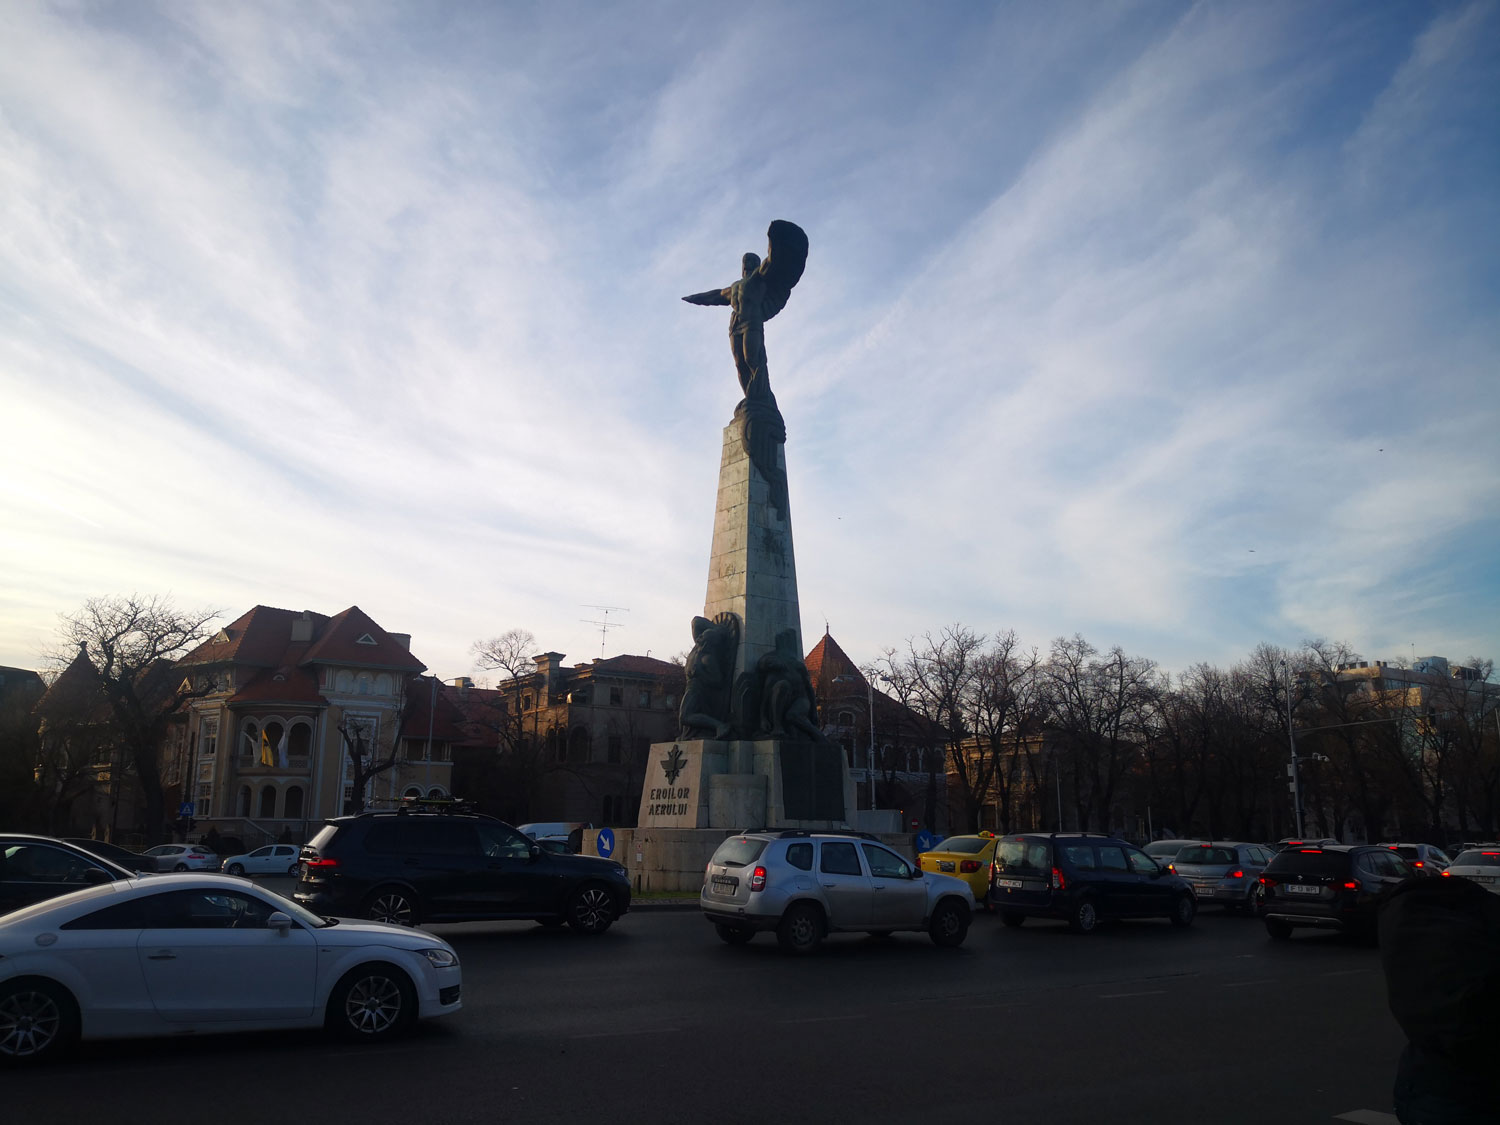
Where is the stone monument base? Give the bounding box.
[636,739,856,832]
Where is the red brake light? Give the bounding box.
[1441,870,1452,877]
[1387,845,1398,850]
[304,857,338,868]
[1050,866,1066,890]
[1167,863,1176,873]
[1413,861,1424,868]
[960,860,982,874]
[1259,875,1276,886]
[1342,881,1358,890]
[1299,849,1322,854]
[1229,869,1244,879]
[749,865,767,892]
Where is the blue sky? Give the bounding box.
[2,1,1496,682]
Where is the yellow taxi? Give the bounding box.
[917,832,998,905]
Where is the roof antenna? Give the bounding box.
[581,605,630,658]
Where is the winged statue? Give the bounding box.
[682,220,809,403]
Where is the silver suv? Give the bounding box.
[700,830,976,953]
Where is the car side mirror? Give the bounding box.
[908,866,922,879]
[529,844,542,861]
[267,911,293,936]
[83,867,114,885]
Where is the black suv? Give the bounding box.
[1257,843,1410,940]
[988,832,1196,934]
[293,809,631,933]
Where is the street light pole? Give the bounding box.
[866,676,876,812]
[1283,658,1305,838]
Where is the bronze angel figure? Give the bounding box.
[683,220,809,403]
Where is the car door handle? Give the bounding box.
[873,885,885,892]
[822,882,837,889]
[146,952,176,961]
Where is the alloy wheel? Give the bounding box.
[0,988,62,1060]
[342,974,403,1036]
[569,887,613,934]
[368,892,415,926]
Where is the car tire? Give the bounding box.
[173,863,188,872]
[1169,894,1196,928]
[364,887,420,927]
[287,863,299,875]
[1000,910,1026,928]
[226,863,245,876]
[566,884,616,935]
[1265,918,1293,941]
[0,979,78,1066]
[326,963,416,1043]
[776,902,824,954]
[928,898,970,948]
[716,924,754,945]
[1067,897,1101,934]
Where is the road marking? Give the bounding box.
[779,1014,866,1025]
[1333,1111,1398,1124]
[1098,990,1165,999]
[1223,979,1277,988]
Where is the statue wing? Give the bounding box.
[758,220,808,322]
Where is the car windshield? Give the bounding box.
[1175,846,1237,866]
[934,837,990,855]
[710,837,767,867]
[1391,846,1420,861]
[1453,850,1500,866]
[248,885,341,929]
[1268,850,1348,877]
[994,841,1050,876]
[1145,841,1191,857]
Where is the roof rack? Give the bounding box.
[773,828,882,841]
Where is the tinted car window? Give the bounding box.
[995,841,1050,875]
[143,889,277,929]
[2,844,107,884]
[362,822,403,853]
[1098,847,1128,872]
[62,898,149,930]
[785,843,812,870]
[820,842,862,876]
[1268,850,1348,877]
[1385,853,1412,877]
[407,821,479,856]
[1125,848,1159,875]
[1177,847,1237,865]
[935,837,990,855]
[862,845,909,878]
[477,823,531,858]
[1063,845,1096,869]
[711,837,768,867]
[1454,850,1500,866]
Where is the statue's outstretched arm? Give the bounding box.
[683,288,731,306]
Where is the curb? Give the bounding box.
[629,898,700,911]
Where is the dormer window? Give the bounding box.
[356,633,378,646]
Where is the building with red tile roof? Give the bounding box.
[169,605,454,844]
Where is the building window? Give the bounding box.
[239,721,260,763]
[569,727,591,762]
[258,785,277,818]
[196,784,212,819]
[609,686,623,706]
[607,735,623,764]
[522,694,532,711]
[238,786,252,817]
[284,786,304,818]
[404,786,422,799]
[637,690,651,707]
[201,718,218,756]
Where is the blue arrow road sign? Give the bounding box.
[597,827,615,858]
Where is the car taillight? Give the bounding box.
[960,860,982,874]
[304,857,338,868]
[1051,866,1066,890]
[1229,869,1244,879]
[1259,875,1276,887]
[1441,870,1452,877]
[1342,881,1358,890]
[749,865,767,892]
[1413,861,1424,868]
[1167,863,1176,873]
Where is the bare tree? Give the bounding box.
[52,596,220,844]
[962,631,1042,834]
[337,676,422,814]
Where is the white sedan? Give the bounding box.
[219,844,301,876]
[1446,847,1500,893]
[142,844,219,872]
[0,874,462,1064]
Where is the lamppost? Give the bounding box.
[1283,658,1305,838]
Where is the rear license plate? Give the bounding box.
[711,878,737,895]
[938,861,955,872]
[1195,886,1216,896]
[1285,884,1321,895]
[995,878,1023,889]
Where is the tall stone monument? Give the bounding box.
[637,221,854,834]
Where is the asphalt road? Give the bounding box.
[6,891,1407,1125]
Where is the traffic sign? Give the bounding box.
[597,827,615,858]
[178,801,195,817]
[914,830,941,854]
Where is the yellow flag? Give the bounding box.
[260,729,274,766]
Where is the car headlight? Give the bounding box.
[421,947,458,969]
